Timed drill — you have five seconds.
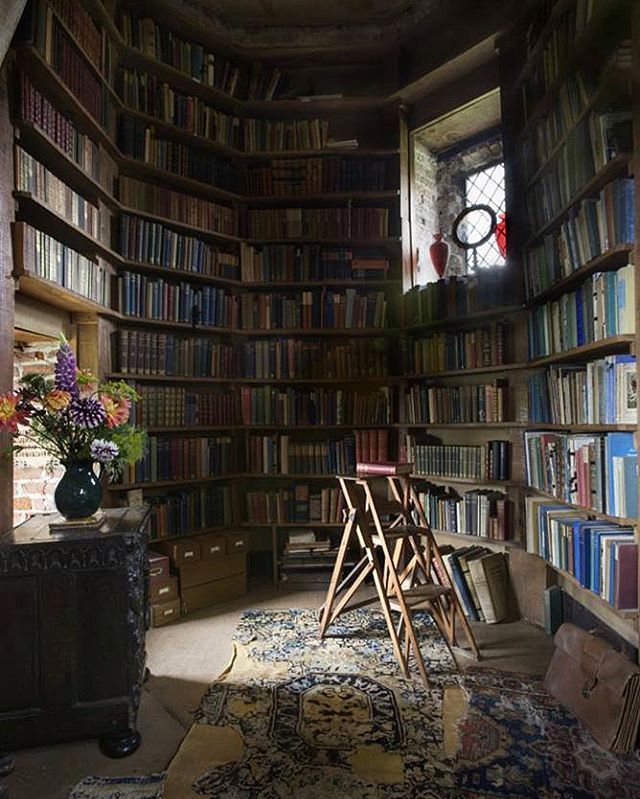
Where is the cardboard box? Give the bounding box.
[149,576,179,603]
[182,573,247,614]
[151,599,181,627]
[200,534,227,560]
[148,551,170,583]
[178,553,246,589]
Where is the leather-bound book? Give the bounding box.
[356,462,413,477]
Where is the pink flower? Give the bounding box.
[101,395,131,428]
[0,392,29,433]
[44,389,71,412]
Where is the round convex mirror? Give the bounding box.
[451,204,497,271]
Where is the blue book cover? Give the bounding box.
[575,284,585,346]
[623,454,638,518]
[446,549,479,621]
[604,432,635,515]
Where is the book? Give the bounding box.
[355,462,412,477]
[468,552,510,624]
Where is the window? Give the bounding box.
[464,161,505,271]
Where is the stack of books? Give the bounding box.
[280,530,337,589]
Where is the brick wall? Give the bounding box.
[13,342,63,525]
[412,138,440,284]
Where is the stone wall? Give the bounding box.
[12,342,63,525]
[412,130,503,281]
[412,138,440,284]
[435,132,503,275]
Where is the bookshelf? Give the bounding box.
[7,0,406,597]
[500,0,638,644]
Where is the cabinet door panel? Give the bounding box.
[0,577,39,712]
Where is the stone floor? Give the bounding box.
[3,585,555,799]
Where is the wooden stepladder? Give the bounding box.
[318,467,480,687]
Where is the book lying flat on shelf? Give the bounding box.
[356,462,413,477]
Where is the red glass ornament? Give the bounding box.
[495,213,507,258]
[429,233,450,279]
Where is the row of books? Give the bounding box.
[280,531,338,589]
[13,221,110,306]
[239,386,391,426]
[245,485,346,524]
[246,434,356,475]
[441,547,510,623]
[527,264,635,359]
[402,324,507,374]
[119,177,238,237]
[401,273,516,326]
[237,290,387,330]
[118,272,237,328]
[15,146,99,237]
[33,6,116,137]
[523,431,637,518]
[247,62,287,102]
[417,484,512,541]
[526,497,637,610]
[114,329,236,378]
[522,71,594,180]
[18,75,108,190]
[129,385,238,428]
[525,177,635,299]
[240,338,388,380]
[118,118,238,192]
[522,0,603,113]
[119,12,241,97]
[118,214,240,279]
[48,0,101,67]
[147,485,233,540]
[243,118,330,153]
[406,436,511,482]
[240,243,390,282]
[398,381,508,425]
[526,113,631,234]
[245,158,388,196]
[125,435,235,484]
[527,355,637,426]
[119,68,243,149]
[246,208,390,240]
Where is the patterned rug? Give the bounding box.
[70,609,640,799]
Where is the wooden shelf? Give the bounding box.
[245,148,400,159]
[238,327,391,337]
[14,273,112,316]
[526,423,637,432]
[243,522,343,528]
[148,524,234,544]
[396,422,525,429]
[240,424,392,430]
[13,191,123,265]
[525,244,634,306]
[412,475,520,488]
[246,190,400,206]
[241,279,402,289]
[524,154,633,247]
[525,487,638,527]
[432,528,522,550]
[14,120,119,210]
[119,106,244,161]
[528,335,635,367]
[144,426,244,433]
[117,316,237,335]
[514,0,574,89]
[106,373,395,385]
[107,474,241,491]
[523,58,631,189]
[106,373,236,383]
[244,237,401,251]
[519,0,627,136]
[401,304,523,334]
[16,45,119,159]
[241,473,345,480]
[119,260,242,287]
[400,363,529,379]
[118,205,242,244]
[118,157,243,205]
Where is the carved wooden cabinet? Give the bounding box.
[0,507,150,757]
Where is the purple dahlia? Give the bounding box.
[68,396,106,429]
[54,343,78,395]
[90,439,119,463]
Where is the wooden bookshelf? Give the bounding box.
[527,335,635,367]
[432,529,523,551]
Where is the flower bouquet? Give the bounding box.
[0,337,146,520]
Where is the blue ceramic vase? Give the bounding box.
[54,460,102,520]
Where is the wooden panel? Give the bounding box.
[0,66,14,535]
[0,577,39,712]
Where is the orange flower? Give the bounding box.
[76,368,98,396]
[101,394,131,428]
[0,392,28,433]
[44,389,72,412]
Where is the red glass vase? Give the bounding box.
[429,233,450,279]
